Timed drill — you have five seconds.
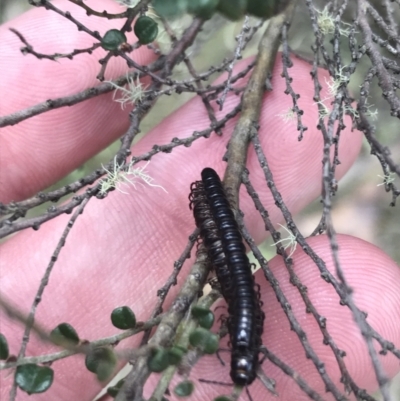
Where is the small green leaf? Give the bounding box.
[187,0,219,19]
[189,328,219,354]
[147,348,170,372]
[85,347,117,381]
[152,0,188,17]
[101,29,127,51]
[197,312,214,329]
[191,306,210,318]
[111,306,136,330]
[174,380,194,397]
[15,364,54,394]
[134,16,158,45]
[107,378,125,398]
[217,0,247,20]
[0,333,9,360]
[214,397,232,401]
[107,386,119,398]
[50,323,79,346]
[191,306,214,329]
[166,346,186,365]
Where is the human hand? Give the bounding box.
[1,1,399,400]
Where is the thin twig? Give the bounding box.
[8,196,91,401]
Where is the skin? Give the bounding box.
[0,1,399,400]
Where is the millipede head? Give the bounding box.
[201,167,219,181]
[230,354,258,386]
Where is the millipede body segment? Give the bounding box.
[189,167,264,386]
[189,180,233,304]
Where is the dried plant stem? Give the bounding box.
[224,2,297,208]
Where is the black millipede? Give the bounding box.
[189,167,264,386]
[189,179,233,304]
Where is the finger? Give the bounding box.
[185,234,400,401]
[0,56,363,401]
[0,3,360,204]
[0,0,156,202]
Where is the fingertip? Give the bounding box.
[254,234,400,398]
[0,0,156,202]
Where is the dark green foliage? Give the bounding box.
[187,0,219,20]
[107,378,125,398]
[15,364,54,394]
[101,29,127,51]
[134,16,158,45]
[214,397,232,401]
[189,327,219,354]
[191,305,210,318]
[148,347,170,372]
[166,346,186,365]
[217,0,247,20]
[174,380,194,397]
[151,0,285,21]
[246,0,279,18]
[147,346,187,372]
[111,306,136,330]
[191,306,215,329]
[0,333,9,360]
[152,0,188,17]
[50,323,79,346]
[197,312,214,329]
[85,347,117,381]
